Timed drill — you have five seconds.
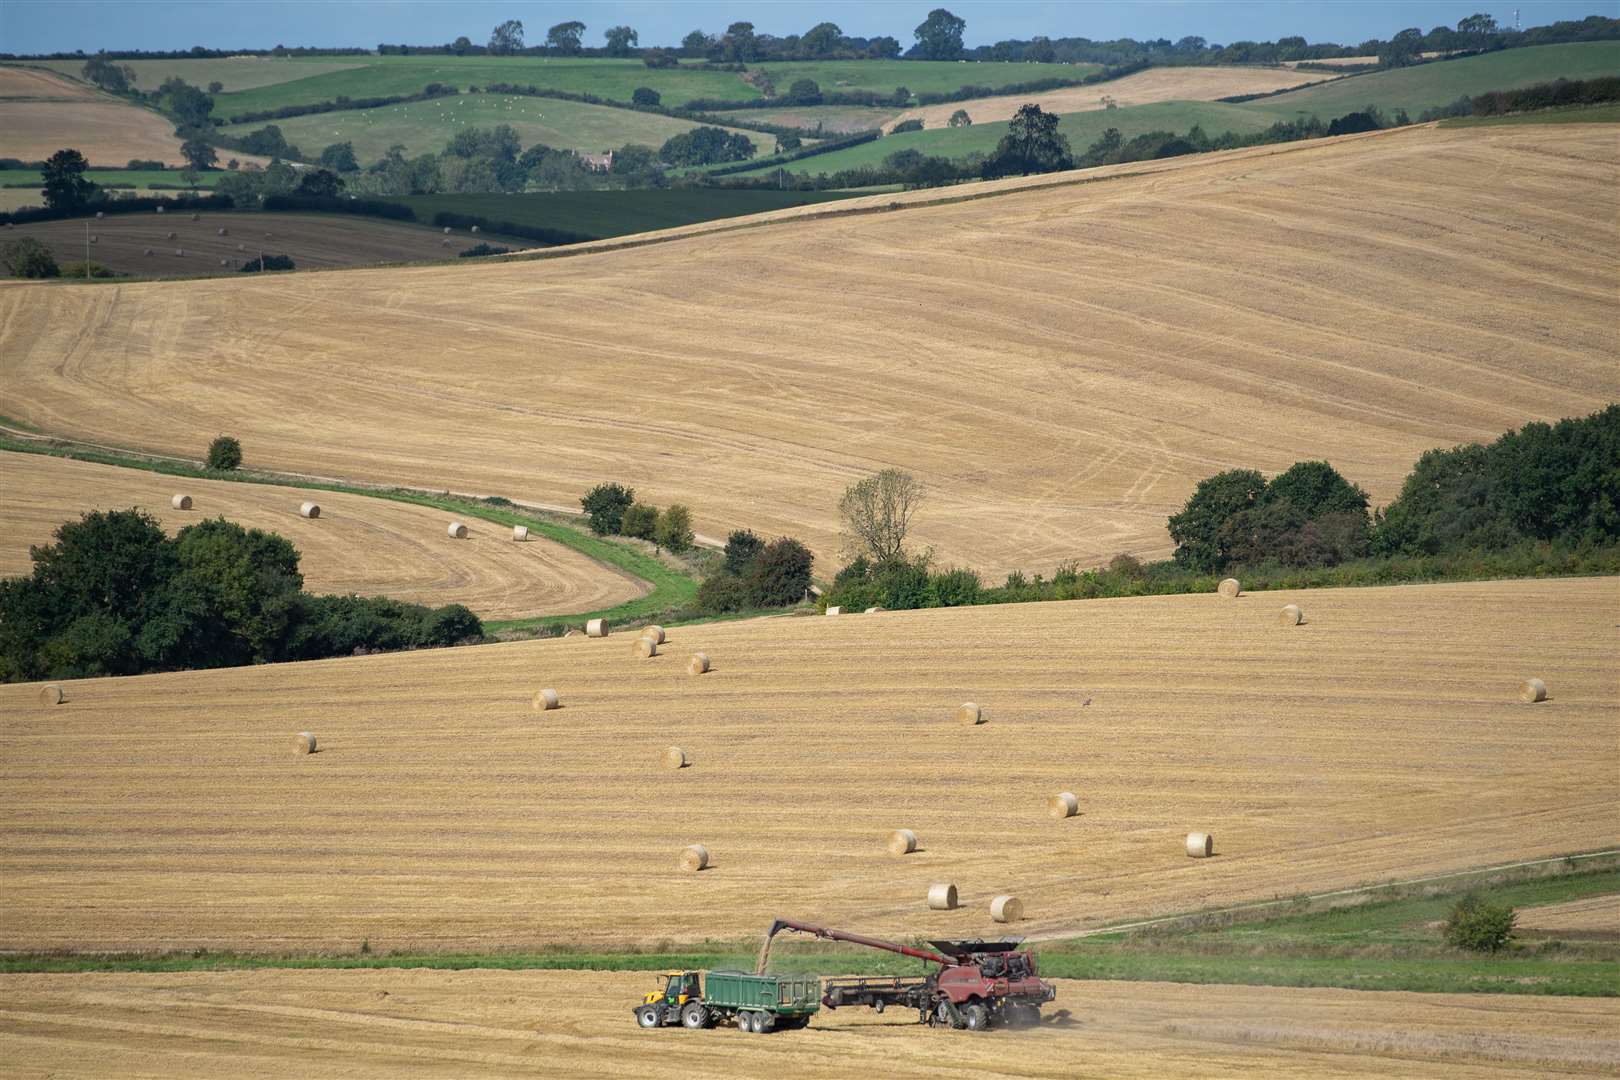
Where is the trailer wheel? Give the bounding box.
[681,1003,709,1029]
[636,1005,661,1028]
[962,1002,990,1031]
[738,1011,757,1032]
[757,1012,776,1033]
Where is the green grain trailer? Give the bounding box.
[632,969,821,1033]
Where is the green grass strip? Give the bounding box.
[0,435,694,632]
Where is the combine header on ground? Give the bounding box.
[759,917,1056,1030]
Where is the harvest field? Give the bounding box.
[218,92,775,162]
[0,65,98,99]
[388,188,861,239]
[885,64,1340,130]
[1,576,1614,952]
[1517,895,1620,937]
[0,452,645,621]
[0,99,186,167]
[29,56,370,94]
[4,124,1615,573]
[1,210,501,278]
[2,971,1616,1079]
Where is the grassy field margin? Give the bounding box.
[5,852,1613,996]
[0,431,696,634]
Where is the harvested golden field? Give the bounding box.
[2,125,1617,575]
[1517,895,1620,936]
[3,970,1616,1079]
[0,452,642,620]
[886,64,1338,130]
[0,99,187,166]
[2,210,500,278]
[0,576,1613,953]
[0,66,97,100]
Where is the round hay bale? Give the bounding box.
[143,248,153,256]
[95,211,104,219]
[1520,678,1547,703]
[165,231,176,239]
[40,684,64,706]
[1218,578,1241,598]
[641,625,666,644]
[471,225,480,233]
[586,618,608,638]
[512,525,529,541]
[175,248,184,256]
[634,636,658,659]
[217,227,227,236]
[1186,832,1214,858]
[190,212,199,221]
[679,844,709,872]
[443,226,452,234]
[825,605,842,616]
[299,501,321,519]
[156,205,165,214]
[662,746,688,770]
[295,731,317,755]
[170,493,193,510]
[447,521,468,539]
[687,652,710,676]
[237,243,245,251]
[887,828,917,855]
[864,606,884,614]
[219,258,229,267]
[1278,603,1303,626]
[1048,791,1079,819]
[956,702,984,726]
[990,895,1024,923]
[927,883,959,910]
[90,234,97,243]
[533,687,560,711]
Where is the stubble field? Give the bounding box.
[3,124,1614,575]
[2,970,1616,1079]
[1,576,1613,954]
[0,452,645,621]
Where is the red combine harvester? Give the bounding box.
[760,917,1056,1030]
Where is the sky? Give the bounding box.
[1,1,1611,55]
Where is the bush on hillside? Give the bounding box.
[621,502,659,541]
[239,254,296,273]
[581,482,635,535]
[654,504,694,553]
[723,529,764,574]
[1443,894,1516,952]
[206,435,242,471]
[2,237,60,279]
[744,537,813,606]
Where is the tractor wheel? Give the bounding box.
[681,1003,710,1029]
[935,1000,963,1029]
[962,1002,990,1031]
[635,1005,661,1028]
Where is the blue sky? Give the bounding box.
[1,1,1611,55]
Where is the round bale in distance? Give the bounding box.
[443,226,452,234]
[634,637,658,659]
[887,829,917,855]
[190,212,199,221]
[156,205,165,214]
[40,684,64,706]
[1186,832,1214,858]
[299,501,321,519]
[642,625,666,644]
[680,844,709,872]
[1279,603,1304,626]
[990,895,1024,923]
[586,618,608,638]
[957,702,984,726]
[1218,578,1241,598]
[825,606,841,616]
[512,525,529,541]
[533,688,560,711]
[447,521,469,539]
[687,652,710,676]
[662,746,688,770]
[217,227,227,236]
[864,606,884,614]
[1520,678,1548,703]
[295,731,317,755]
[1049,791,1080,819]
[927,883,959,910]
[170,494,193,510]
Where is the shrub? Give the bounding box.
[891,118,924,133]
[658,126,756,167]
[947,109,972,128]
[1168,469,1265,571]
[581,482,634,535]
[206,435,242,471]
[239,254,296,272]
[696,570,748,613]
[631,86,661,107]
[2,237,60,279]
[654,504,694,553]
[643,49,678,69]
[744,537,812,606]
[458,242,512,258]
[929,566,981,606]
[59,260,118,279]
[873,554,932,609]
[723,529,764,574]
[621,502,660,540]
[1443,894,1516,952]
[1108,553,1146,579]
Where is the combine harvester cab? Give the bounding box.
[632,969,819,1033]
[764,918,1056,1031]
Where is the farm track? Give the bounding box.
[1,970,1616,1078]
[0,452,646,621]
[0,576,1613,953]
[2,125,1614,575]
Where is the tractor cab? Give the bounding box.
[644,970,701,1008]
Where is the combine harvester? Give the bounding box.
[634,918,1056,1033]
